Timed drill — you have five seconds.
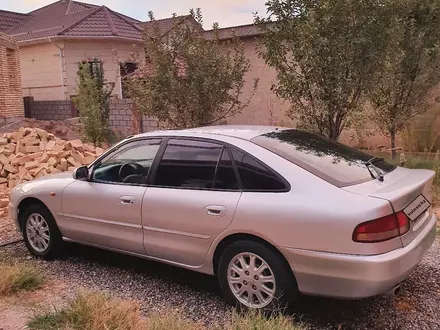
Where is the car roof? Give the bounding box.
[134,125,291,141]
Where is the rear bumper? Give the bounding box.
[282,213,437,299]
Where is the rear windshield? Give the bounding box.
[251,129,396,187]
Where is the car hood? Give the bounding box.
[14,171,75,193]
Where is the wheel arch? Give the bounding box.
[212,233,296,282]
[17,197,50,231]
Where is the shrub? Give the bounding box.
[28,291,145,330]
[73,58,114,147]
[230,310,306,330]
[28,290,307,330]
[0,263,45,296]
[126,10,257,129]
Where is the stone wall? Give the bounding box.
[0,33,24,121]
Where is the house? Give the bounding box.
[0,32,24,123]
[1,0,289,127]
[0,1,173,101]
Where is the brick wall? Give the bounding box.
[108,98,158,134]
[27,100,72,120]
[0,33,24,121]
[25,98,158,134]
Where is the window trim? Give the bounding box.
[211,147,225,190]
[149,137,239,192]
[228,145,291,193]
[89,138,164,187]
[147,136,290,193]
[87,135,290,192]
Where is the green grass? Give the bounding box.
[0,263,45,296]
[28,291,306,330]
[229,310,306,330]
[27,312,66,330]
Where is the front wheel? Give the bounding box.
[218,240,298,312]
[22,204,63,260]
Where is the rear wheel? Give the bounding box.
[218,240,298,312]
[22,204,63,260]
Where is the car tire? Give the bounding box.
[218,240,298,312]
[21,204,63,260]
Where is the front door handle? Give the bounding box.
[120,196,135,205]
[205,205,227,217]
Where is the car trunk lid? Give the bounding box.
[343,166,435,246]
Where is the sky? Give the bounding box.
[0,0,268,29]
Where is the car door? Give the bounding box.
[59,138,163,255]
[142,138,242,266]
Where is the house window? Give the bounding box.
[79,60,103,79]
[87,60,102,78]
[6,49,14,85]
[120,62,138,98]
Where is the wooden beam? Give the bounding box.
[0,39,18,50]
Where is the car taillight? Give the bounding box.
[353,211,410,243]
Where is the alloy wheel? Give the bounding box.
[227,252,276,308]
[26,213,51,253]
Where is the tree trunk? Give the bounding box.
[327,126,340,140]
[327,119,340,140]
[131,103,143,134]
[390,130,396,160]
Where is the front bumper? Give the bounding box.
[282,213,437,299]
[8,202,20,232]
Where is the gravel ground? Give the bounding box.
[1,237,439,330]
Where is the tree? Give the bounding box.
[367,0,440,158]
[126,9,258,129]
[256,0,390,140]
[73,59,114,146]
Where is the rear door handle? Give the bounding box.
[119,196,135,205]
[205,205,227,217]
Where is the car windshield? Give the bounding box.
[251,129,396,187]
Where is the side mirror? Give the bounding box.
[73,166,89,180]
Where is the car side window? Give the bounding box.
[230,147,287,191]
[153,139,223,189]
[92,139,162,185]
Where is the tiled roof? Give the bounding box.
[60,7,142,39]
[204,23,265,40]
[0,10,29,33]
[6,0,143,42]
[65,1,96,15]
[3,1,265,43]
[140,15,200,37]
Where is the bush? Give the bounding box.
[73,59,114,147]
[230,310,306,330]
[0,263,45,296]
[28,291,145,330]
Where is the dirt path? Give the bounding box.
[0,302,32,330]
[0,280,70,330]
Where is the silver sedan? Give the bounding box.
[9,125,437,311]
